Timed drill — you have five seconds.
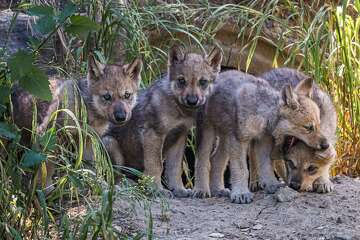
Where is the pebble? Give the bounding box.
[252,224,263,230]
[209,232,224,238]
[332,233,352,240]
[274,186,299,202]
[336,216,344,224]
[319,200,330,209]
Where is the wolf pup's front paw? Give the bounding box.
[192,187,211,198]
[230,190,254,204]
[313,177,334,193]
[211,188,231,198]
[249,181,263,192]
[171,188,192,198]
[265,182,285,194]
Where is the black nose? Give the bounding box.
[114,109,127,122]
[186,95,198,106]
[320,139,329,150]
[289,181,301,191]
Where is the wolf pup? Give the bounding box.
[193,70,330,203]
[257,68,337,193]
[103,44,222,197]
[12,55,142,187]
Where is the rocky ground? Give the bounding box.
[113,176,360,240]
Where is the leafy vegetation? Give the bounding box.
[0,0,359,239]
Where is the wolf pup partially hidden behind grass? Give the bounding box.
[193,70,330,204]
[256,68,337,193]
[12,54,142,188]
[103,44,222,197]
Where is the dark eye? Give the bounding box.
[124,91,131,99]
[307,165,318,174]
[199,78,209,88]
[103,93,112,101]
[177,77,186,87]
[304,124,314,132]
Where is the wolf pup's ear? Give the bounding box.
[88,54,105,80]
[123,58,143,87]
[294,77,314,98]
[168,44,185,65]
[281,84,299,109]
[207,46,223,73]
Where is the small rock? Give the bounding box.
[336,216,344,224]
[274,186,299,202]
[319,200,330,209]
[233,222,250,231]
[209,232,224,238]
[252,224,263,230]
[113,225,122,233]
[332,233,352,240]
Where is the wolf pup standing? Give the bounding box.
[12,55,142,187]
[193,70,330,203]
[257,68,337,193]
[103,44,222,197]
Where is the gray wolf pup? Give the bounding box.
[103,44,222,197]
[257,68,337,193]
[12,55,142,188]
[193,70,330,203]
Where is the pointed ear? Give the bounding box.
[168,44,185,65]
[295,77,314,98]
[207,46,223,73]
[281,84,299,109]
[124,58,142,87]
[88,54,105,80]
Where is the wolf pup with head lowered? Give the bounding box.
[103,45,222,197]
[193,70,330,203]
[257,68,337,193]
[12,55,142,187]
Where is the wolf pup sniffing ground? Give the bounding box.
[103,44,222,197]
[193,70,330,203]
[257,68,337,193]
[12,55,142,187]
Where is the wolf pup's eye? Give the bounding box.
[177,77,186,88]
[103,93,112,101]
[304,124,314,133]
[199,78,209,88]
[307,165,318,175]
[124,91,131,99]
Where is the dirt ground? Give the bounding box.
[113,176,360,240]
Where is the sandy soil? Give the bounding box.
[113,176,360,240]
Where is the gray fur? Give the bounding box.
[194,69,329,203]
[104,46,222,197]
[259,68,337,193]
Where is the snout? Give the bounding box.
[185,95,199,107]
[289,181,301,191]
[319,138,329,150]
[113,108,127,123]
